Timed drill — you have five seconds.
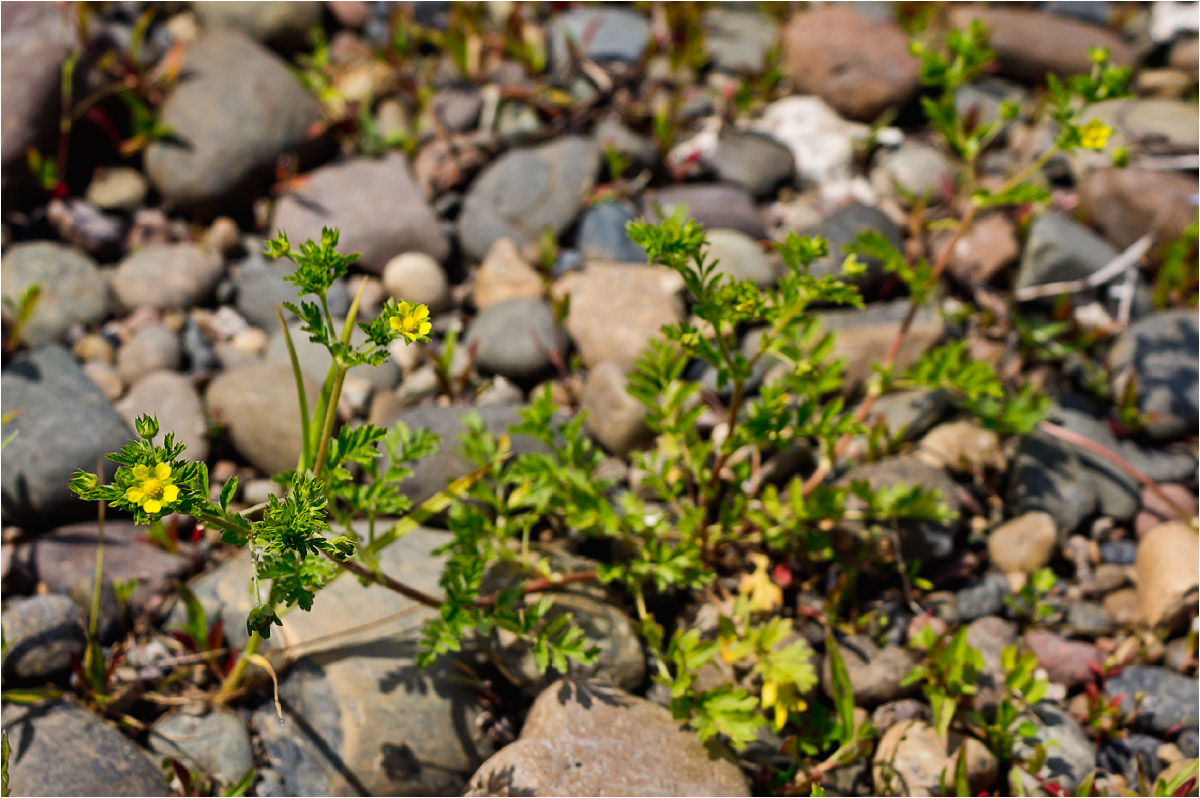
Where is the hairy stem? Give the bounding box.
[212,631,262,707]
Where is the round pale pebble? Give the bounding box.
[382,252,450,313]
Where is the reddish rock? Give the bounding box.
[781,7,919,122]
[948,7,1136,84]
[1079,168,1198,249]
[932,212,1020,285]
[1023,628,1102,688]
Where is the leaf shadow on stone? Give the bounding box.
[553,677,630,709]
[274,695,373,797]
[3,700,56,764]
[470,764,538,797]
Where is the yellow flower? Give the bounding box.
[389,301,432,344]
[124,462,179,515]
[1079,120,1112,151]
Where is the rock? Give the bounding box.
[548,8,650,68]
[581,362,650,458]
[553,263,685,370]
[781,6,919,122]
[473,237,545,309]
[368,405,550,507]
[957,572,1012,621]
[465,679,750,797]
[1098,734,1166,786]
[866,389,948,443]
[45,198,126,260]
[112,243,224,311]
[2,698,170,796]
[1007,432,1099,535]
[704,228,777,287]
[86,166,149,213]
[750,96,873,198]
[116,325,180,384]
[1,4,73,209]
[0,242,110,347]
[576,201,646,264]
[703,7,778,74]
[821,634,917,706]
[1022,629,1102,688]
[948,7,1135,84]
[1170,37,1199,71]
[69,574,121,643]
[204,362,317,475]
[1109,666,1200,738]
[247,526,495,796]
[1016,210,1119,297]
[232,251,350,331]
[466,298,559,382]
[594,115,658,173]
[1135,521,1199,629]
[988,512,1058,575]
[1012,703,1096,794]
[1079,168,1197,250]
[266,320,400,393]
[115,371,208,463]
[487,590,645,695]
[458,136,600,262]
[709,128,794,198]
[837,456,961,562]
[1109,310,1199,441]
[1065,601,1117,636]
[917,420,1005,473]
[430,87,483,133]
[1,594,86,680]
[803,202,906,298]
[931,212,1020,285]
[271,153,449,272]
[871,142,955,207]
[873,720,998,796]
[643,183,766,239]
[1,345,134,528]
[382,251,450,313]
[821,301,943,398]
[148,709,254,789]
[24,521,191,618]
[192,1,323,50]
[145,31,326,215]
[1102,588,1144,629]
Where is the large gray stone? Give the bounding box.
[270,153,449,273]
[644,183,766,239]
[148,709,254,789]
[2,698,171,796]
[466,680,750,796]
[115,371,209,463]
[1,594,86,680]
[1107,666,1199,738]
[466,298,560,382]
[193,1,323,50]
[458,137,600,262]
[1109,309,1199,442]
[144,31,326,215]
[1016,211,1118,295]
[802,202,905,298]
[111,243,225,312]
[204,362,318,476]
[0,242,110,346]
[548,8,651,68]
[1,345,134,528]
[1012,703,1096,794]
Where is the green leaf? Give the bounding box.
[219,476,238,511]
[222,767,256,797]
[953,743,970,797]
[825,631,855,741]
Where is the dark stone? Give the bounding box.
[577,201,646,263]
[643,183,766,239]
[1,345,134,529]
[802,202,905,299]
[1107,666,1199,737]
[1,595,86,681]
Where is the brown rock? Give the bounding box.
[204,362,318,475]
[781,7,919,122]
[932,213,1019,285]
[820,302,943,398]
[1135,521,1199,629]
[473,237,544,309]
[1103,587,1145,629]
[1022,629,1102,688]
[821,634,918,706]
[1169,37,1198,72]
[581,362,651,458]
[1079,168,1198,249]
[873,720,998,796]
[465,679,750,797]
[553,263,685,370]
[948,7,1136,84]
[988,512,1058,575]
[917,420,1005,473]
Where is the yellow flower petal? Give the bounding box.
[419,321,431,336]
[162,484,180,503]
[389,315,402,331]
[143,499,162,514]
[131,464,150,480]
[154,462,171,480]
[126,487,145,503]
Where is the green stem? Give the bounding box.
[313,366,347,480]
[213,630,262,706]
[276,304,311,471]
